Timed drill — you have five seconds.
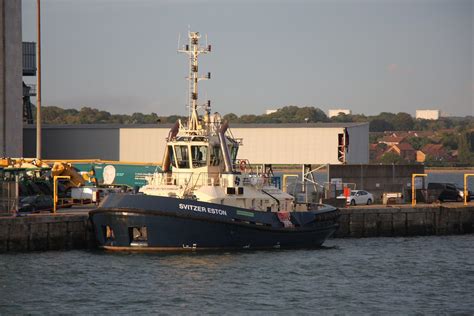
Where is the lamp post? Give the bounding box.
[36,0,42,159]
[411,173,427,206]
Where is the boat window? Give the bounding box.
[191,145,208,168]
[175,145,190,168]
[168,145,177,168]
[129,226,148,246]
[210,146,221,166]
[230,145,239,161]
[103,225,115,242]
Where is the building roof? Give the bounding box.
[421,143,446,155]
[407,131,434,138]
[24,122,369,129]
[396,142,415,151]
[379,136,405,144]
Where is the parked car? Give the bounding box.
[340,190,374,206]
[427,182,472,202]
[18,195,54,213]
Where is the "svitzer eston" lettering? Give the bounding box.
[178,203,228,216]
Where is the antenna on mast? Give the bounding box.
[178,31,211,132]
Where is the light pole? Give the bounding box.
[36,0,42,159]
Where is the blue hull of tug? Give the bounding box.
[90,194,340,251]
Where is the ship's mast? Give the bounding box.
[178,31,211,132]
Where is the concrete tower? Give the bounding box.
[0,0,22,157]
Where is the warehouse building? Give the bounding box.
[24,122,369,165]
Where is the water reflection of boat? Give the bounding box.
[90,31,340,251]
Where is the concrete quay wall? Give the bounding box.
[0,205,473,252]
[334,205,474,238]
[0,214,94,252]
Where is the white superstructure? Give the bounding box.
[139,31,295,212]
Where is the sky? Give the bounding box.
[22,0,473,117]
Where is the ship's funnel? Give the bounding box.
[218,121,233,173]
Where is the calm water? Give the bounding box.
[1,235,473,314]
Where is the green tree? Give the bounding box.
[266,106,329,123]
[468,131,474,151]
[223,113,239,122]
[131,112,146,124]
[239,114,258,123]
[331,113,354,123]
[440,132,459,150]
[369,119,394,132]
[458,132,473,165]
[406,136,431,150]
[393,112,414,131]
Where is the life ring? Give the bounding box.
[239,160,247,172]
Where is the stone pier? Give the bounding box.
[0,213,94,252]
[334,204,474,238]
[0,204,473,252]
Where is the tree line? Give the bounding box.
[32,105,474,165]
[33,105,474,133]
[36,106,186,125]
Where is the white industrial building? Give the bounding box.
[415,109,440,120]
[328,109,351,118]
[24,122,369,165]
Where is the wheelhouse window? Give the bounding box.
[175,145,190,168]
[191,145,208,168]
[230,145,238,161]
[210,146,221,166]
[168,145,177,168]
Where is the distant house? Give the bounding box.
[417,143,449,162]
[379,135,405,146]
[384,131,410,138]
[407,131,434,138]
[385,142,416,162]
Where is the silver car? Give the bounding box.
[346,190,374,206]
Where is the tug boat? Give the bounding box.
[90,31,340,251]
